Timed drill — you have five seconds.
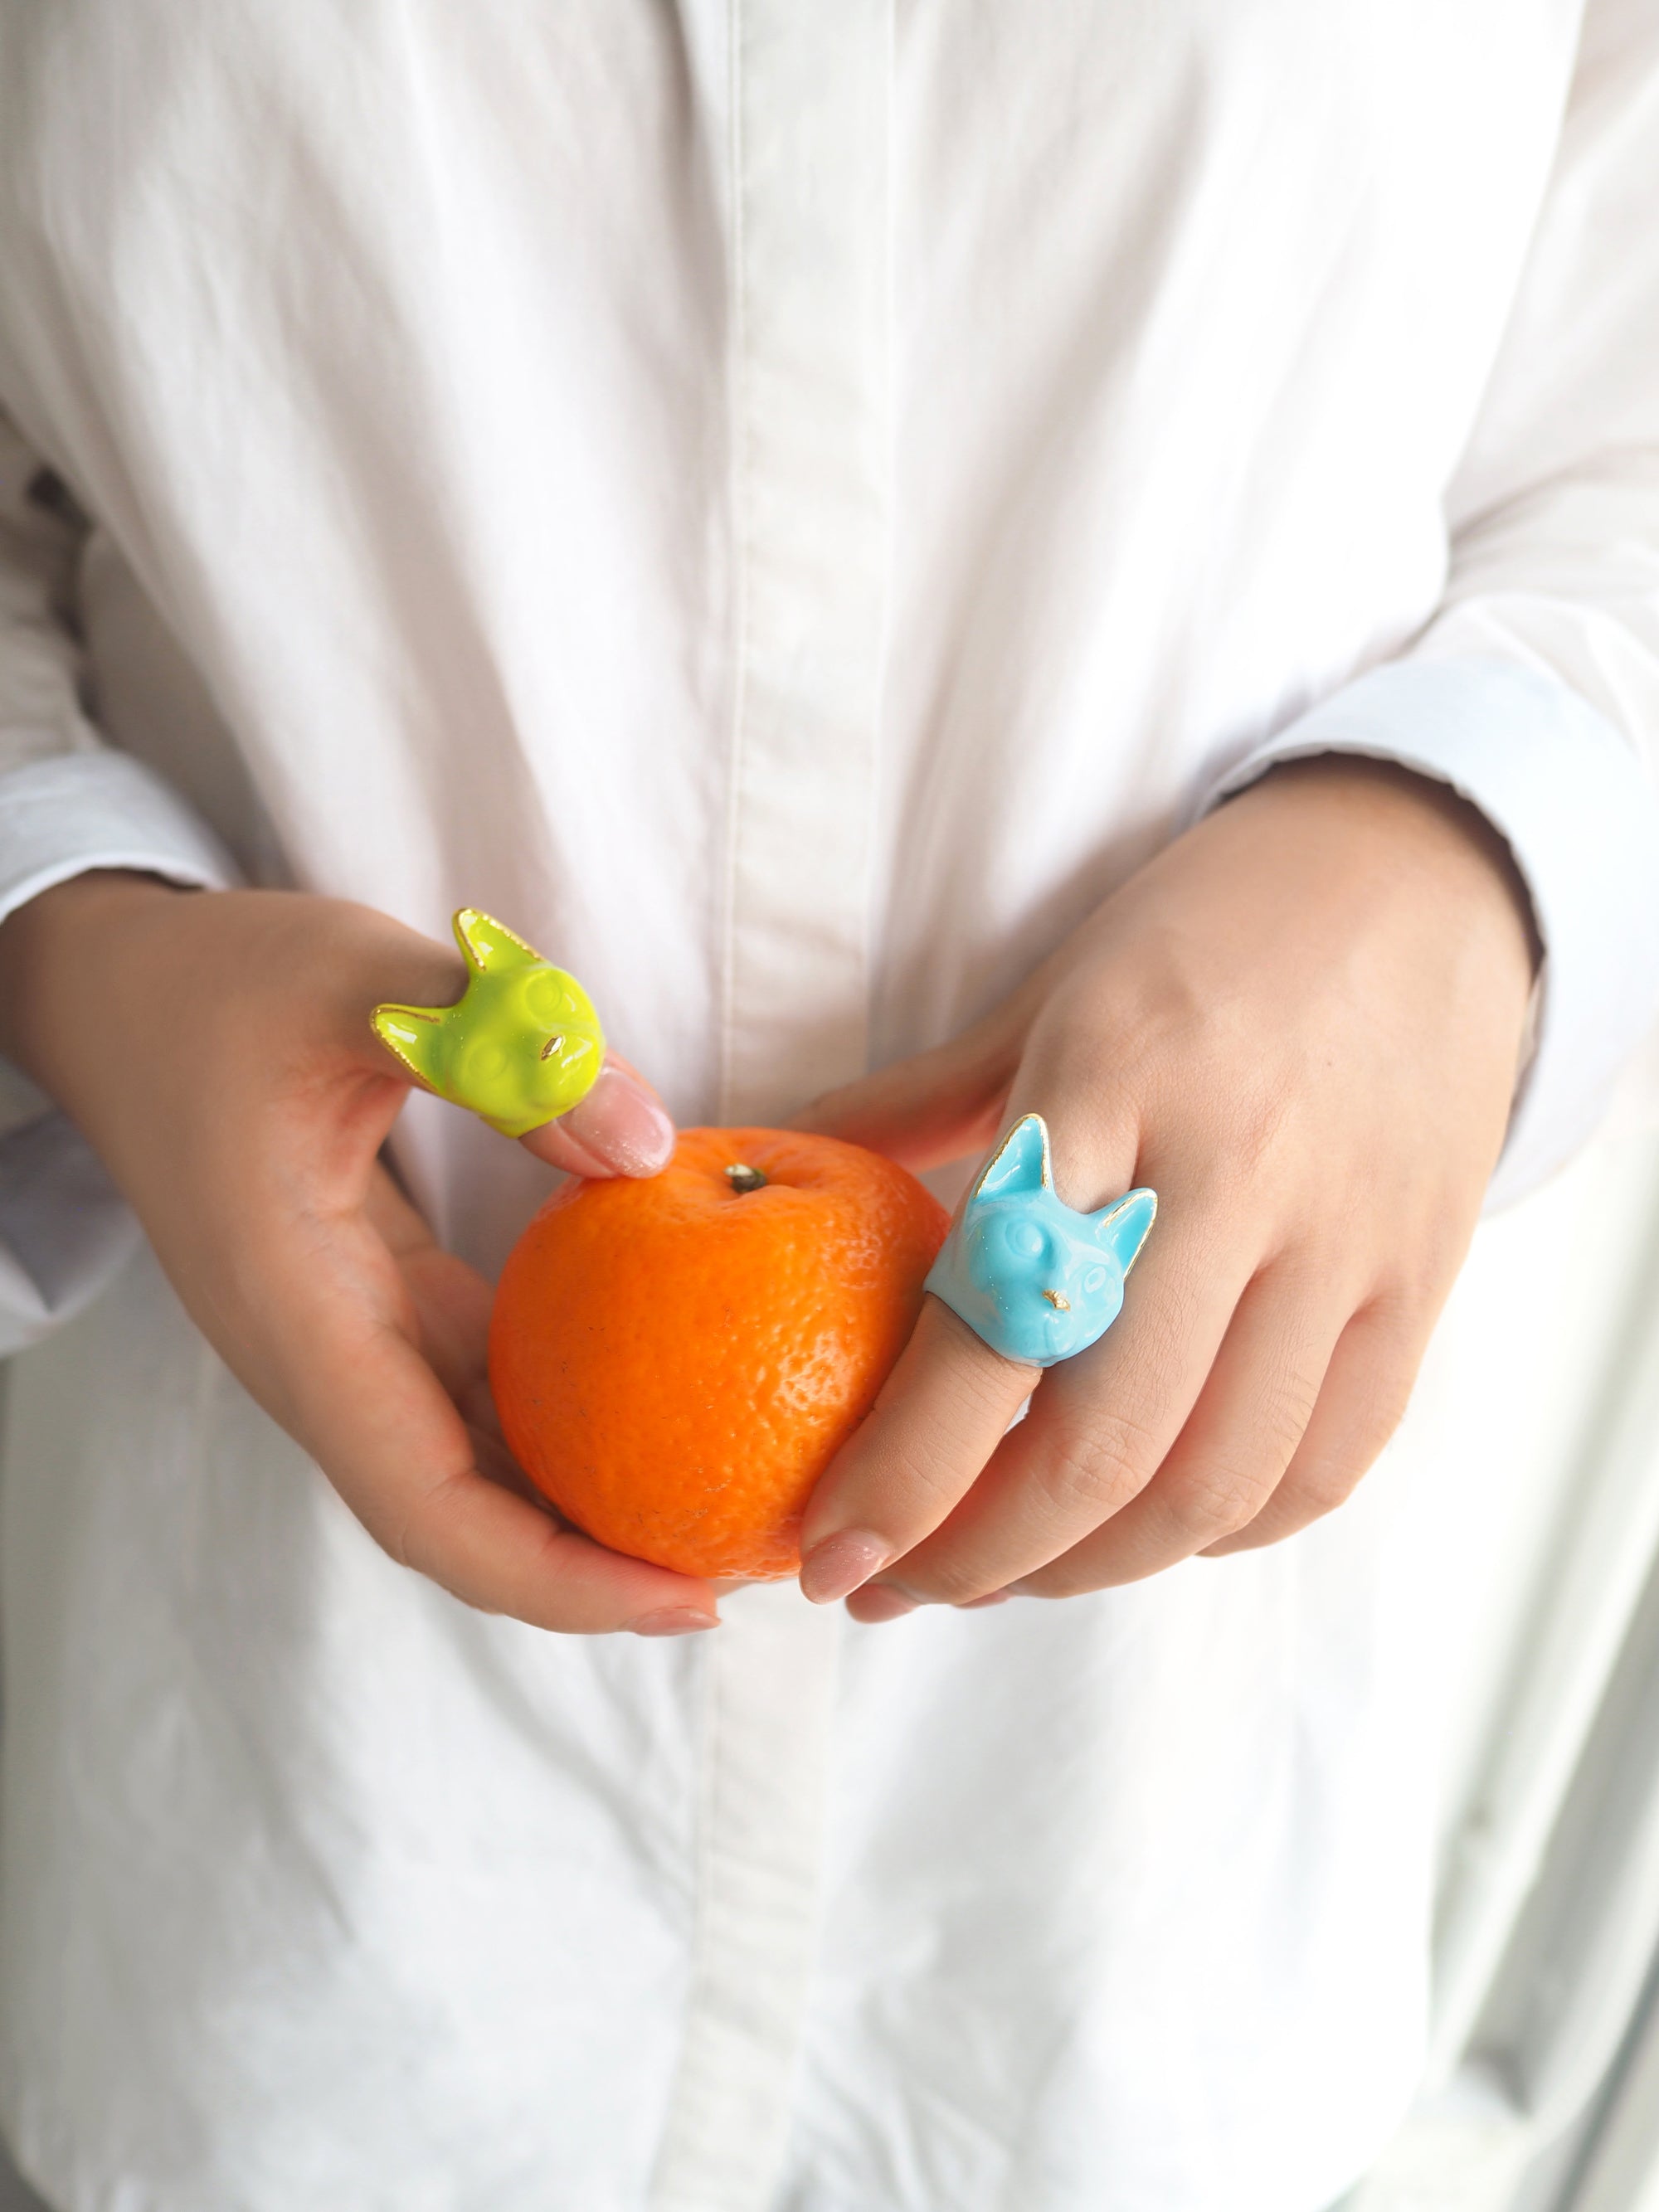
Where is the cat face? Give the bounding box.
[372,907,605,1137]
[925,1116,1155,1368]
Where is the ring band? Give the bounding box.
[922,1114,1155,1368]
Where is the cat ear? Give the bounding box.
[371,1004,443,1084]
[452,907,540,975]
[975,1113,1053,1200]
[1094,1188,1157,1275]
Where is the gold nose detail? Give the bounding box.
[1043,1289,1071,1310]
[539,1032,567,1060]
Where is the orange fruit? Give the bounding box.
[489,1127,950,1579]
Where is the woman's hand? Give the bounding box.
[793,759,1539,1621]
[0,876,719,1636]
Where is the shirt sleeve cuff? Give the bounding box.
[0,745,235,926]
[1190,654,1659,1208]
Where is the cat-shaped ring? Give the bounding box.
[371,908,606,1137]
[923,1114,1156,1368]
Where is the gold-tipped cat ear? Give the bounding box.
[371,909,606,1138]
[452,907,540,976]
[370,1004,442,1084]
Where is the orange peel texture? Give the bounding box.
[489,1127,950,1580]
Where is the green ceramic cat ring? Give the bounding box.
[923,1114,1157,1369]
[371,908,606,1137]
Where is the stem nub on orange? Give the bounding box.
[489,1127,949,1580]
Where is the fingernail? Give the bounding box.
[629,1607,719,1637]
[847,1584,919,1625]
[562,1065,676,1177]
[959,1590,1011,1609]
[800,1529,891,1606]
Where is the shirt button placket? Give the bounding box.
[649,2,893,2208]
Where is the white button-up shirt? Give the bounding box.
[2,7,1657,2209]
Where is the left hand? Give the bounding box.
[0,878,713,1637]
[791,757,1539,1621]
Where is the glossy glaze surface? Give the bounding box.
[372,907,605,1136]
[925,1114,1155,1367]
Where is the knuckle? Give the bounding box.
[1352,1388,1413,1473]
[1036,1412,1160,1523]
[1014,1557,1099,1602]
[1282,1464,1364,1528]
[1292,1402,1408,1519]
[1262,1372,1323,1464]
[1365,1280,1438,1344]
[1165,1460,1278,1544]
[906,1557,1000,1608]
[384,1463,472,1578]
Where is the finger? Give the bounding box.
[1199,1296,1425,1555]
[858,1206,1251,1607]
[252,1211,718,1636]
[1008,1264,1345,1596]
[804,1038,1226,1610]
[346,913,674,1182]
[796,1297,1039,1602]
[364,1165,513,1446]
[368,1174,558,1516]
[520,1056,676,1179]
[389,1420,720,1637]
[798,1039,1153,1605]
[315,1322,718,1634]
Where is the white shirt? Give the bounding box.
[1,6,1657,2209]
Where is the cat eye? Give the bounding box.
[1007,1220,1047,1258]
[1083,1266,1107,1293]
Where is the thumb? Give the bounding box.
[519,1053,677,1179]
[791,1009,1024,1174]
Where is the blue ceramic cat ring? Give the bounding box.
[923,1114,1157,1369]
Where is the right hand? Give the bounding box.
[0,873,721,1636]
